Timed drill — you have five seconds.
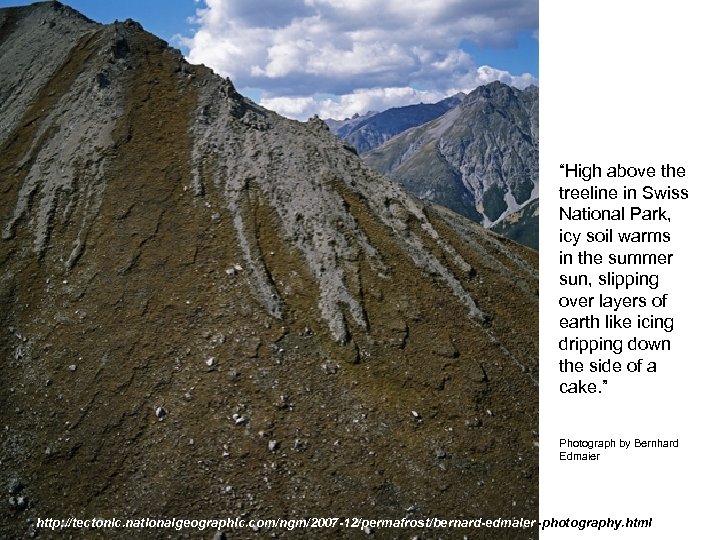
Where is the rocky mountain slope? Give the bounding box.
[0,3,538,538]
[364,82,539,248]
[326,94,464,154]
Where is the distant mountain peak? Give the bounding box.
[326,95,465,154]
[364,82,539,248]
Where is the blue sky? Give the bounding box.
[0,0,537,119]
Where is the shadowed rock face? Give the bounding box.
[1,3,538,538]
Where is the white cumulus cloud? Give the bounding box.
[179,0,537,119]
[262,87,449,120]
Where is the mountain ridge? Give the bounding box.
[325,94,465,154]
[0,3,538,537]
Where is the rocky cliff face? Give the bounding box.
[364,83,539,246]
[1,3,538,538]
[326,94,465,154]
